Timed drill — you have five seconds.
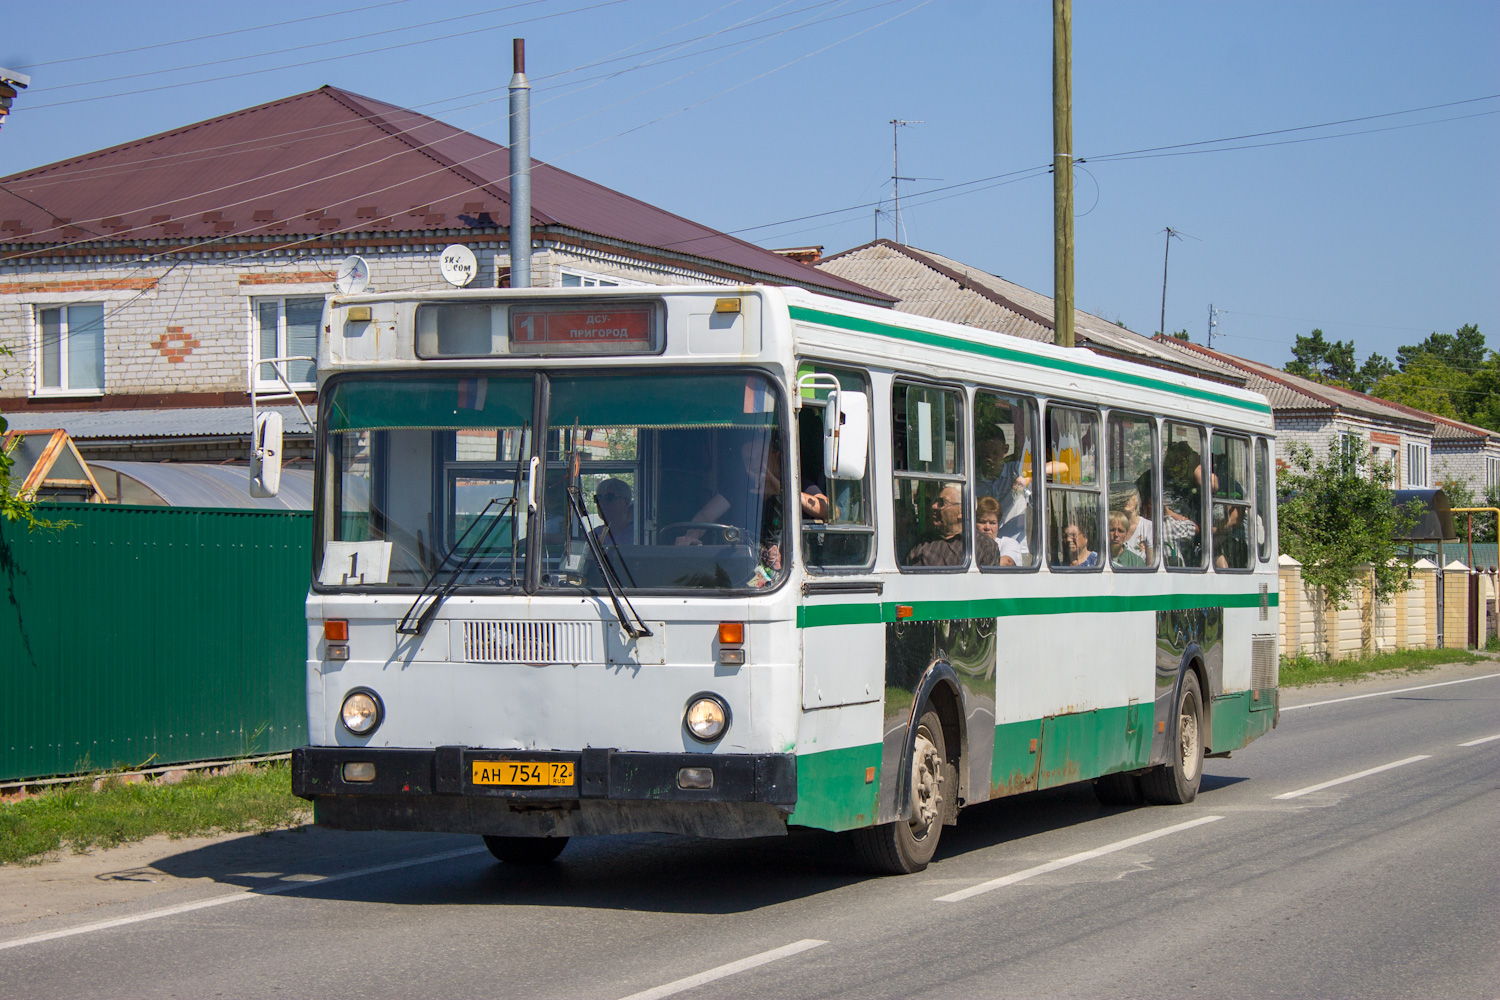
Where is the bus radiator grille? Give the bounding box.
[463,620,594,664]
[1251,637,1277,689]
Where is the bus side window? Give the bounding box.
[1211,432,1252,571]
[974,389,1039,569]
[1255,437,1273,562]
[798,362,875,571]
[1106,411,1156,570]
[1162,422,1207,569]
[894,381,969,570]
[1045,405,1102,570]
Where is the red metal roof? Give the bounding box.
[0,86,891,302]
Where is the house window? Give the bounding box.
[35,303,105,394]
[559,271,619,288]
[1406,442,1429,488]
[254,297,321,389]
[1487,456,1500,489]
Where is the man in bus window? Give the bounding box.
[591,478,635,547]
[907,482,1000,567]
[977,428,1034,553]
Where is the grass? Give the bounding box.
[1280,647,1481,688]
[0,761,309,866]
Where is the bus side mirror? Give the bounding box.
[250,411,283,497]
[824,390,868,481]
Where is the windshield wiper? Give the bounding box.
[397,495,515,636]
[564,484,652,639]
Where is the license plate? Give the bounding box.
[471,760,575,787]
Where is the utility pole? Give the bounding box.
[1158,226,1184,336]
[889,119,923,243]
[1052,0,1074,348]
[1206,303,1219,349]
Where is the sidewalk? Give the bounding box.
[1279,651,1499,708]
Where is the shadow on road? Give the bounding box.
[143,777,1248,915]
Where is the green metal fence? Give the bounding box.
[0,504,311,782]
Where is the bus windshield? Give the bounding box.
[318,370,788,594]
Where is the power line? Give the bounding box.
[21,0,634,111]
[13,0,422,68]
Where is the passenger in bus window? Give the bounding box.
[1107,510,1146,567]
[1120,485,1154,563]
[977,495,1020,567]
[907,482,1000,567]
[1059,520,1100,568]
[1213,504,1249,569]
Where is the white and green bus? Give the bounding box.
[284,284,1279,873]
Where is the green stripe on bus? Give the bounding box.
[788,305,1272,415]
[798,590,1277,627]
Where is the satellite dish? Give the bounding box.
[334,255,370,295]
[440,244,478,287]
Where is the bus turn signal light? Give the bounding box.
[718,622,744,645]
[324,620,349,642]
[896,606,914,620]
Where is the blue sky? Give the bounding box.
[2,0,1495,369]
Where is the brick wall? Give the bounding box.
[1278,558,1462,656]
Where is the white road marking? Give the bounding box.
[1458,733,1500,747]
[617,939,828,1000]
[1272,755,1431,800]
[934,815,1223,904]
[1281,672,1500,711]
[0,846,486,952]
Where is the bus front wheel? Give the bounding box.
[852,709,948,875]
[1141,671,1203,805]
[482,835,569,864]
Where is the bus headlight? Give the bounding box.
[685,694,729,742]
[340,689,383,736]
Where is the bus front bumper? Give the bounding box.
[292,747,797,839]
[291,746,796,805]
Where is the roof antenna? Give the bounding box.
[509,39,532,288]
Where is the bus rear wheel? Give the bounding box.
[482,835,569,864]
[1141,671,1203,805]
[852,709,948,875]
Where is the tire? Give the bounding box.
[1141,671,1204,805]
[482,835,569,864]
[852,709,949,875]
[1093,770,1143,806]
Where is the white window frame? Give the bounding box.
[557,268,646,289]
[1486,455,1500,489]
[1406,442,1429,488]
[252,296,321,391]
[32,302,105,398]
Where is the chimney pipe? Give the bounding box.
[508,38,532,288]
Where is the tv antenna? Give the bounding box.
[889,119,937,243]
[1157,226,1199,336]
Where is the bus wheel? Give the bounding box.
[852,709,947,875]
[1142,671,1203,805]
[482,835,569,864]
[1093,771,1142,806]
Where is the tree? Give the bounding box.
[1278,434,1421,614]
[1169,328,1190,341]
[1370,354,1466,420]
[1286,329,1357,386]
[1354,352,1396,393]
[1396,323,1487,373]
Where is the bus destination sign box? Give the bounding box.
[509,303,658,355]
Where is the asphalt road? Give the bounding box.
[3,667,1497,1000]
